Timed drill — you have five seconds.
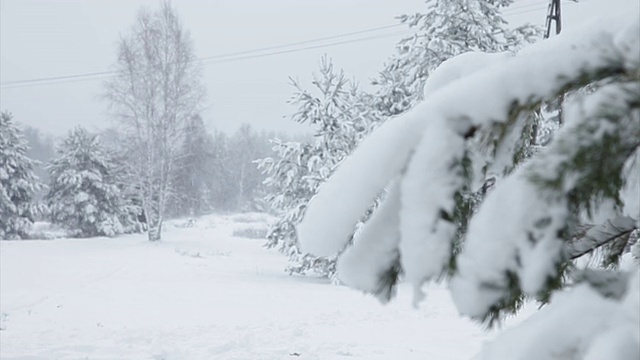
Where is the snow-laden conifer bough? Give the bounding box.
[297,13,640,360]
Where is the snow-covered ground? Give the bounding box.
[1,213,521,360]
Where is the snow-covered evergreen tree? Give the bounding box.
[258,56,380,277]
[259,139,336,276]
[46,127,141,237]
[375,0,541,116]
[297,14,639,358]
[0,112,45,240]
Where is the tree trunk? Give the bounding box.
[144,194,163,241]
[147,220,162,241]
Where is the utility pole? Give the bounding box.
[544,0,564,124]
[545,0,562,39]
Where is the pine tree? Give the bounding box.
[296,15,639,358]
[46,127,140,237]
[258,56,380,277]
[0,112,46,240]
[374,0,540,116]
[259,139,331,275]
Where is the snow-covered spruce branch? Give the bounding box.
[568,216,637,260]
[297,14,639,327]
[451,80,638,323]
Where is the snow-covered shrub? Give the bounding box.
[46,127,142,237]
[297,13,639,358]
[0,112,46,240]
[26,221,70,240]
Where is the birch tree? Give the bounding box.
[104,0,205,241]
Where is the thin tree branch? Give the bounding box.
[568,216,637,259]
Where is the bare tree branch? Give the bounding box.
[568,216,637,260]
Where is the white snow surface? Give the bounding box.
[1,213,508,360]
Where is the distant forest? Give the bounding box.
[21,120,309,218]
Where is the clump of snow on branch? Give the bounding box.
[421,51,511,99]
[454,79,640,316]
[336,180,401,302]
[296,106,427,257]
[399,116,466,305]
[450,170,568,317]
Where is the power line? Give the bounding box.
[0,70,112,86]
[0,71,114,87]
[503,5,550,17]
[0,30,410,89]
[199,31,408,66]
[183,4,560,66]
[502,0,576,17]
[1,24,406,89]
[503,0,550,13]
[0,2,577,89]
[197,23,404,62]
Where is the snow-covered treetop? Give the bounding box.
[375,0,541,115]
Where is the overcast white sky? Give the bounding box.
[0,0,623,137]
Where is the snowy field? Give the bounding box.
[0,213,522,360]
